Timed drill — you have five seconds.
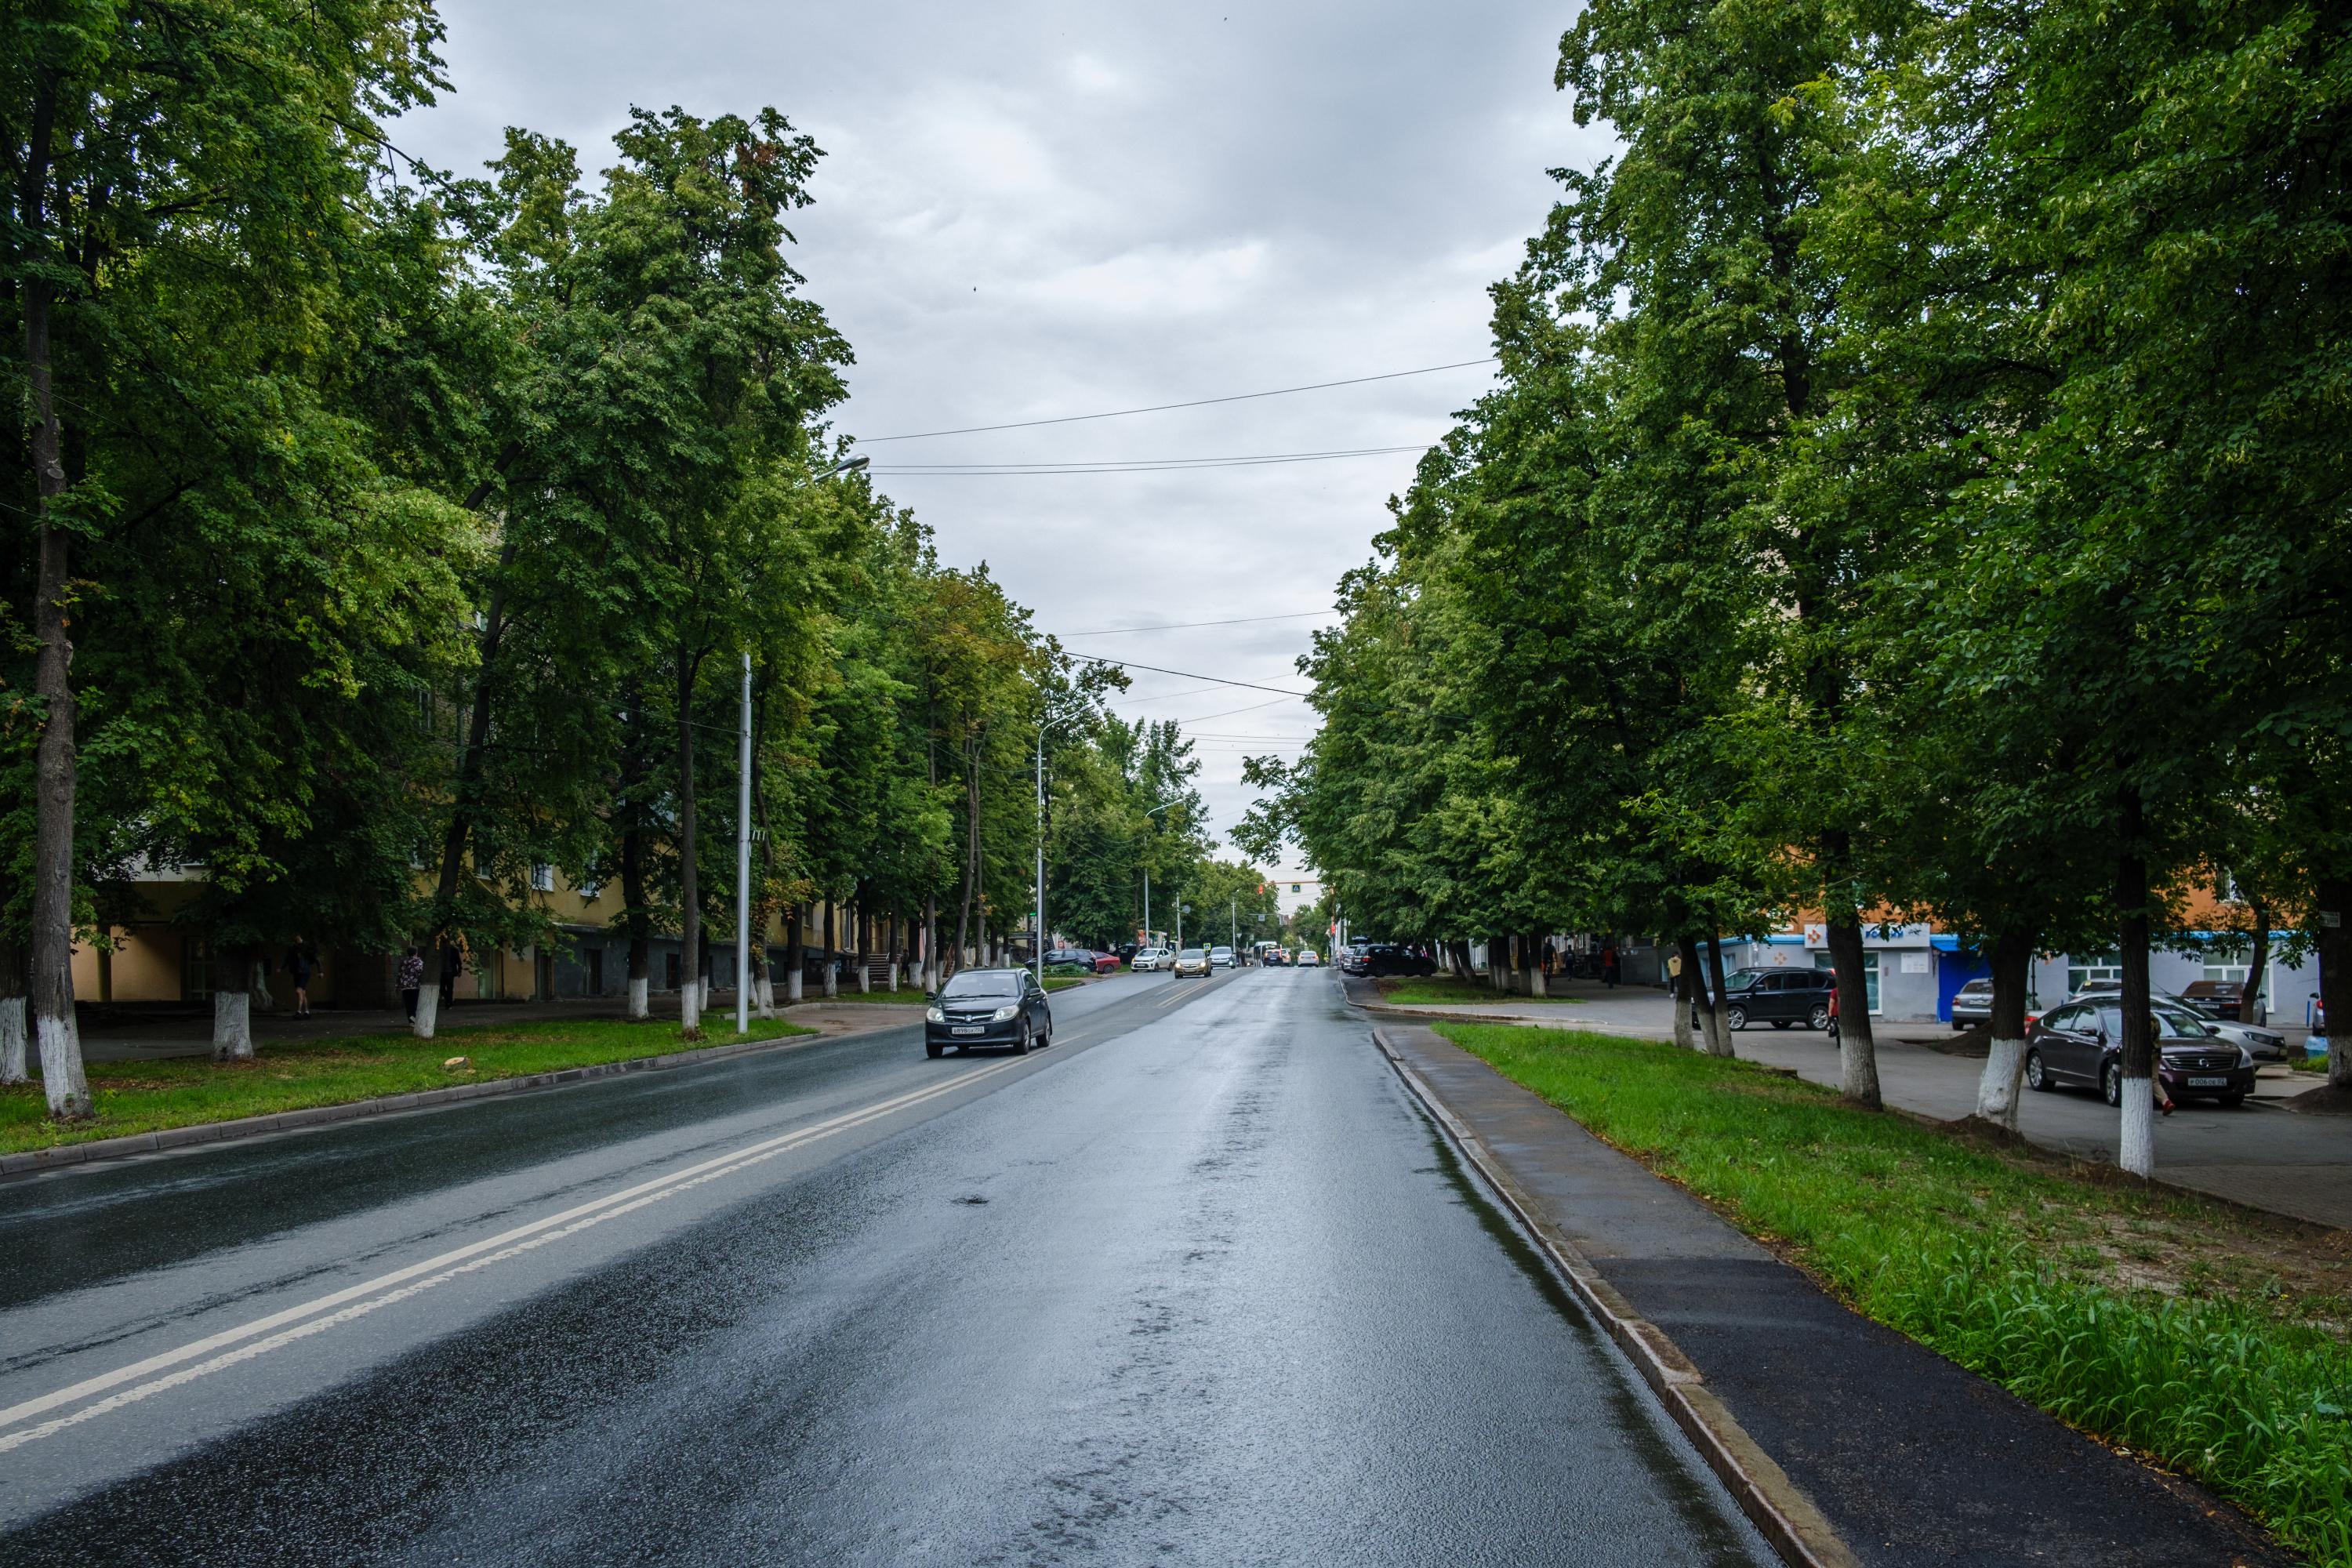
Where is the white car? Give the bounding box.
[1132,947,1169,971]
[1297,948,1320,967]
[1209,946,1235,969]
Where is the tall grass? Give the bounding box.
[1440,1022,2352,1564]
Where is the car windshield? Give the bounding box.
[941,971,1020,1000]
[1725,970,1766,992]
[1178,949,1204,960]
[2097,1005,2213,1041]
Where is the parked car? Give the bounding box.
[1041,947,1095,972]
[2066,979,2287,1061]
[1719,967,1836,1032]
[2180,978,2265,1025]
[1297,948,1321,967]
[1088,950,1121,975]
[925,967,1053,1058]
[1947,977,1994,1029]
[1209,945,1236,969]
[2024,1000,2256,1105]
[1172,947,1211,978]
[1363,943,1438,978]
[1339,942,1378,975]
[1132,946,1170,971]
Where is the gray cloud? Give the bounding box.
[397,2,1610,865]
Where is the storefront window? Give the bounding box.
[1814,950,1881,1012]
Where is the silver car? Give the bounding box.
[2068,982,2291,1062]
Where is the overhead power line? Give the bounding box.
[1060,609,1334,637]
[869,445,1428,476]
[1074,652,1306,698]
[858,358,1498,443]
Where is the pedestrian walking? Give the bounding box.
[397,946,425,1022]
[1600,941,1620,989]
[282,937,318,1018]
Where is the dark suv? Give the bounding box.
[1721,967,1836,1032]
[1363,943,1437,978]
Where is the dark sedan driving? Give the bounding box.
[925,967,1054,1058]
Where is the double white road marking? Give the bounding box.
[0,1054,1032,1454]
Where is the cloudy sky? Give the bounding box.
[395,2,1610,869]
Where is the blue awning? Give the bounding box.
[1931,934,1959,952]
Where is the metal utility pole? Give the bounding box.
[1034,727,1047,988]
[736,652,752,1034]
[1230,897,1237,954]
[1142,868,1150,946]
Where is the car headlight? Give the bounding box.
[2239,1047,2254,1068]
[926,1007,946,1023]
[991,1004,1020,1022]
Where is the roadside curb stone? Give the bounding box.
[1360,1008,2296,1568]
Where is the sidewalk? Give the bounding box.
[1370,1014,2292,1568]
[1358,979,2352,1232]
[71,993,924,1064]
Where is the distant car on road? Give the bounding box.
[2025,1000,2255,1105]
[1132,946,1170,971]
[1209,946,1235,969]
[925,967,1053,1058]
[1719,967,1835,1033]
[1172,947,1210,978]
[1296,948,1320,967]
[1087,950,1121,974]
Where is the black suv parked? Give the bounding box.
[1721,967,1835,1032]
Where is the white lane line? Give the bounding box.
[0,1054,1030,1451]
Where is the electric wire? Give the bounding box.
[867,445,1428,476]
[858,358,1497,443]
[1060,609,1331,636]
[1072,653,1305,698]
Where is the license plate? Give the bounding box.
[2187,1076,2226,1087]
[952,1025,983,1036]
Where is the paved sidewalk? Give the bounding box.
[1359,980,2352,1232]
[1372,1015,2292,1568]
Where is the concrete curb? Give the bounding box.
[1368,1024,1861,1568]
[0,1022,886,1181]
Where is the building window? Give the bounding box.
[1815,950,1881,1012]
[2068,953,2122,993]
[531,863,555,893]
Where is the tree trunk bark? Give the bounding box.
[1672,935,1700,1051]
[2317,877,2351,1090]
[677,648,702,1038]
[1702,932,1734,1057]
[954,742,981,967]
[1824,913,1880,1106]
[210,942,256,1063]
[2245,898,2271,1026]
[856,902,870,993]
[1,940,29,1083]
[822,900,838,997]
[22,96,92,1117]
[622,816,651,1021]
[2116,792,2157,1176]
[924,892,940,989]
[785,904,804,1003]
[1974,931,2034,1130]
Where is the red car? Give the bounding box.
[1089,949,1120,974]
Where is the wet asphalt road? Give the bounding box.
[0,970,1772,1566]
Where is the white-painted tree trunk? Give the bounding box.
[1976,1037,2027,1129]
[212,989,254,1062]
[786,967,803,1003]
[0,996,26,1083]
[888,960,900,992]
[412,982,441,1040]
[680,975,702,1034]
[1704,1005,1734,1058]
[1671,991,1693,1052]
[822,960,837,998]
[37,1009,87,1115]
[858,960,869,994]
[2118,1077,2155,1177]
[698,974,711,1012]
[752,973,775,1019]
[627,975,649,1021]
[251,960,274,1012]
[1527,967,1549,999]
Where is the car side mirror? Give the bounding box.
[2205,1025,2221,1036]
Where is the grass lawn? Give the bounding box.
[3,1014,816,1157]
[1376,975,1584,1007]
[1440,1022,2352,1566]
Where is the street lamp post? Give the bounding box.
[736,652,752,1033]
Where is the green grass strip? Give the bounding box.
[1439,1021,2352,1566]
[2,1014,817,1156]
[1378,975,1586,1007]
